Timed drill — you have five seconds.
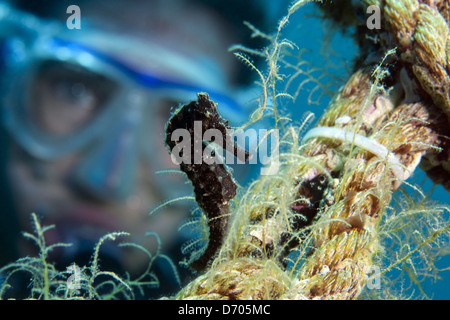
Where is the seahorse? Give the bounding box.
[165,92,250,271]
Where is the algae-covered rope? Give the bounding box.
[380,0,450,190]
[174,0,449,299]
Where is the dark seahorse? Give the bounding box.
[164,92,250,271]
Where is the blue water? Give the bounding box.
[1,0,447,300]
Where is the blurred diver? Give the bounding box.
[0,0,275,297]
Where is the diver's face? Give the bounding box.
[7,68,185,275]
[6,1,240,275]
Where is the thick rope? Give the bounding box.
[375,0,450,189]
[175,1,449,300]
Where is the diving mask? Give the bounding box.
[0,3,254,199]
[0,3,248,160]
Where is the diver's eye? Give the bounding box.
[53,78,95,107]
[30,60,117,136]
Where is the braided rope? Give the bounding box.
[175,1,449,300]
[374,0,450,189]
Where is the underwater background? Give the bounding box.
[0,0,448,299]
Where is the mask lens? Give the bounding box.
[29,60,118,136]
